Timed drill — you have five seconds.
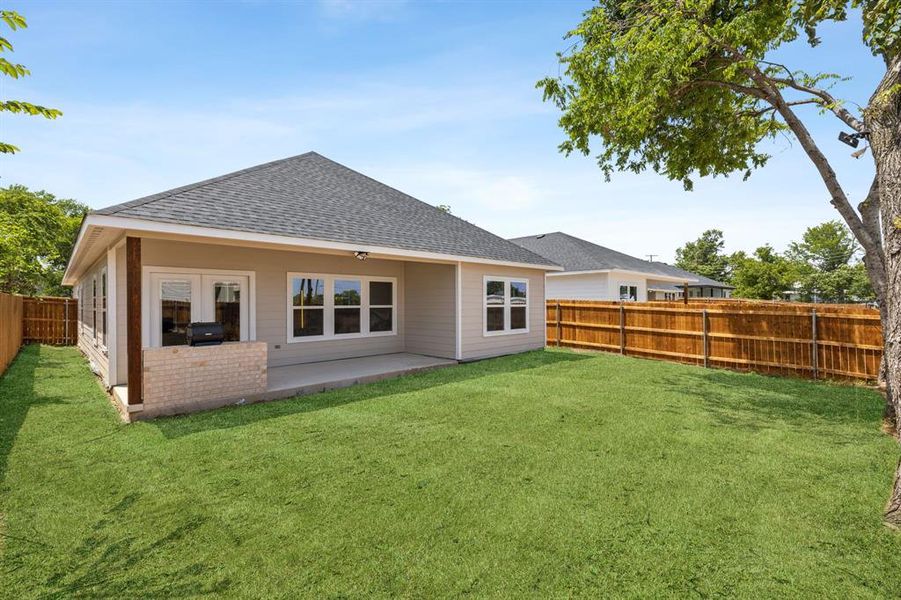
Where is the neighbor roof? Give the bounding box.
[92,152,556,268]
[509,232,695,280]
[647,263,734,289]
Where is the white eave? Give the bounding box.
[546,268,698,284]
[63,214,562,285]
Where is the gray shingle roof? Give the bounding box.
[509,232,688,278]
[509,232,733,287]
[647,263,734,289]
[94,152,556,267]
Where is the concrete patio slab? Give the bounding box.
[256,352,457,402]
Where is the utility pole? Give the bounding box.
[645,254,658,262]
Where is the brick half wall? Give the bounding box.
[140,341,268,419]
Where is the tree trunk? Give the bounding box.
[868,55,901,526]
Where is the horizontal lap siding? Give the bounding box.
[404,262,456,359]
[546,273,610,301]
[141,239,405,367]
[460,263,546,361]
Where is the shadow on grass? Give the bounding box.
[33,493,231,598]
[649,363,884,435]
[0,344,67,484]
[152,349,590,439]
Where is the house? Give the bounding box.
[509,232,697,302]
[63,152,560,419]
[643,265,735,300]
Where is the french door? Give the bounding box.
[149,272,250,347]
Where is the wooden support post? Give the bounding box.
[555,301,561,347]
[811,309,818,380]
[702,308,709,368]
[683,282,689,305]
[619,304,626,355]
[126,237,142,404]
[64,298,69,344]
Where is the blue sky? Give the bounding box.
[0,1,884,262]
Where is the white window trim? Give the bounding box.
[141,266,257,349]
[90,274,98,343]
[98,267,108,352]
[617,281,640,302]
[483,275,529,337]
[286,272,397,343]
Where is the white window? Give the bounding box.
[287,273,396,342]
[484,276,529,336]
[98,268,108,350]
[90,275,97,340]
[618,284,638,302]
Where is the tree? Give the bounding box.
[787,220,875,301]
[1,10,62,154]
[537,2,901,523]
[675,229,731,282]
[0,185,88,296]
[730,245,799,299]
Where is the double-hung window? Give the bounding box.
[287,274,396,342]
[91,275,98,341]
[98,268,108,350]
[291,277,325,338]
[619,284,638,302]
[484,277,529,335]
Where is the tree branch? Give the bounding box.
[768,76,866,133]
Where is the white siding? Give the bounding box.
[459,263,546,361]
[546,273,611,300]
[404,262,456,359]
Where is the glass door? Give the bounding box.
[201,275,249,342]
[150,273,201,347]
[148,272,249,347]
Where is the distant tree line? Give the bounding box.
[674,223,873,304]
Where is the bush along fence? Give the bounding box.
[547,300,882,382]
[0,292,78,377]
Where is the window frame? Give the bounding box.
[90,274,98,342]
[482,275,530,337]
[617,282,640,302]
[286,272,397,343]
[98,267,108,352]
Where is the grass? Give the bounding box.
[1,344,900,597]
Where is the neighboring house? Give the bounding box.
[63,152,560,419]
[509,232,696,302]
[644,265,735,299]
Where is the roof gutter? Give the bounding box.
[63,214,562,284]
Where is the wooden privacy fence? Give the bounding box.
[547,300,883,382]
[1,292,24,375]
[23,296,78,345]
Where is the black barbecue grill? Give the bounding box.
[186,322,224,346]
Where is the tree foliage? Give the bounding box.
[538,1,896,190]
[730,245,800,299]
[675,229,731,282]
[787,220,875,301]
[1,10,62,154]
[0,185,88,296]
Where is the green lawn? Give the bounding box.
[1,345,900,597]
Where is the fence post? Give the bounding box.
[619,304,626,355]
[555,301,561,347]
[811,309,818,379]
[702,308,709,368]
[64,298,69,345]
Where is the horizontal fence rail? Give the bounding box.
[23,296,78,345]
[547,300,883,382]
[1,292,24,376]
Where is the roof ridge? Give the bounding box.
[98,151,318,215]
[308,155,556,267]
